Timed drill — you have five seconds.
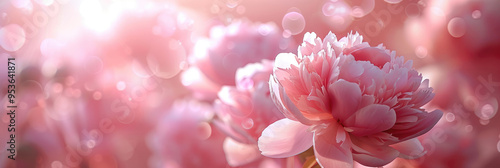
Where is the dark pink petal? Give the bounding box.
[258,118,313,158]
[343,104,396,137]
[339,61,364,82]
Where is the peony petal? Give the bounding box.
[390,138,426,159]
[328,80,362,121]
[411,86,435,108]
[313,122,353,168]
[258,118,313,158]
[350,47,391,68]
[351,137,400,167]
[235,59,274,90]
[339,61,364,82]
[217,86,247,108]
[303,32,318,45]
[343,104,396,137]
[359,95,376,108]
[223,138,262,167]
[181,67,221,100]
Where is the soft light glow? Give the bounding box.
[80,0,111,32]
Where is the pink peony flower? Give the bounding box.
[258,32,443,167]
[182,20,295,100]
[214,60,302,167]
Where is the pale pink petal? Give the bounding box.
[181,67,221,100]
[329,80,362,121]
[359,95,376,108]
[194,20,295,86]
[343,104,396,136]
[313,123,353,168]
[390,138,426,159]
[265,31,442,168]
[235,59,274,91]
[341,42,370,57]
[354,132,399,146]
[258,118,313,158]
[223,138,261,167]
[388,109,443,141]
[217,86,250,109]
